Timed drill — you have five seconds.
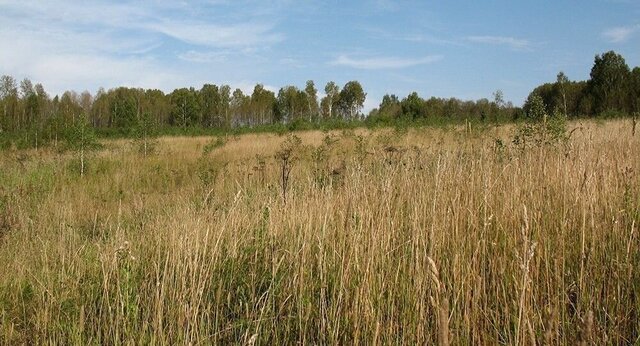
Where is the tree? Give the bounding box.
[556,72,569,115]
[79,91,93,116]
[219,85,231,128]
[378,94,402,119]
[58,91,82,129]
[134,111,157,157]
[251,84,276,125]
[515,94,566,148]
[323,81,339,119]
[170,88,200,128]
[0,75,18,131]
[200,84,221,127]
[493,89,505,108]
[276,86,307,123]
[20,78,39,132]
[304,80,319,121]
[523,94,547,121]
[110,88,137,130]
[401,92,424,119]
[492,89,505,120]
[589,51,630,113]
[230,88,250,126]
[338,81,366,120]
[142,89,169,126]
[31,83,51,148]
[65,115,99,177]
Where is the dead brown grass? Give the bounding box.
[0,119,638,344]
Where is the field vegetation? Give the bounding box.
[1,119,639,344]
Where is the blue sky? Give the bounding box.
[0,0,638,111]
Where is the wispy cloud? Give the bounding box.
[467,36,532,51]
[146,21,284,48]
[0,1,284,52]
[178,50,229,63]
[602,25,640,43]
[330,55,442,70]
[0,0,286,95]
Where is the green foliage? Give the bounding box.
[523,94,547,121]
[514,96,567,149]
[133,112,158,156]
[110,88,138,130]
[64,116,99,152]
[338,81,366,120]
[589,51,631,114]
[64,116,100,176]
[170,88,200,128]
[3,50,640,151]
[276,85,308,123]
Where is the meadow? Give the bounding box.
[0,120,638,345]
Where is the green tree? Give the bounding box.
[493,89,505,121]
[524,94,547,121]
[65,115,99,177]
[200,84,221,127]
[378,94,402,119]
[322,81,340,119]
[170,88,200,128]
[304,80,319,121]
[401,92,424,119]
[219,85,231,128]
[110,88,138,131]
[251,84,276,125]
[231,88,250,126]
[277,86,307,123]
[338,81,366,120]
[0,75,19,132]
[515,94,566,148]
[142,89,169,127]
[589,51,630,114]
[134,111,157,157]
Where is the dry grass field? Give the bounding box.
[0,120,639,345]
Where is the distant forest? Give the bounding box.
[0,50,638,148]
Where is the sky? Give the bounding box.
[0,0,639,112]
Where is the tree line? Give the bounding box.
[0,78,366,147]
[524,51,639,118]
[1,50,638,148]
[369,50,640,123]
[368,89,519,124]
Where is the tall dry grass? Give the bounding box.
[0,120,638,344]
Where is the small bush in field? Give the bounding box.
[513,95,567,149]
[274,134,302,204]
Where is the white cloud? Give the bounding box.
[230,81,279,95]
[0,1,286,95]
[330,55,442,70]
[602,25,640,43]
[467,36,532,50]
[146,21,284,48]
[0,1,284,50]
[178,50,229,63]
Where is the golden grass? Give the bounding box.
[0,119,638,344]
